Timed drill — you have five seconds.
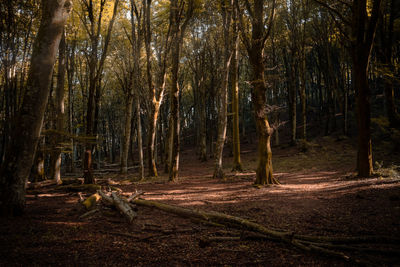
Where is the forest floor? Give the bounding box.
[1,136,400,266]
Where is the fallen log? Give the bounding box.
[27,179,58,189]
[98,190,136,223]
[132,198,398,264]
[111,192,137,223]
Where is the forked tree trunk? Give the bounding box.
[168,0,193,182]
[0,0,71,216]
[83,0,120,184]
[237,0,278,185]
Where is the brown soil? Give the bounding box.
[1,137,400,266]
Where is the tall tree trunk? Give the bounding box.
[237,0,278,185]
[381,0,399,128]
[136,99,144,180]
[121,94,134,174]
[353,52,373,177]
[0,0,71,216]
[83,0,120,184]
[50,31,66,185]
[168,0,193,181]
[231,5,242,172]
[350,0,382,177]
[199,83,207,162]
[214,0,233,179]
[168,34,181,181]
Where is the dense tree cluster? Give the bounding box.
[0,0,399,215]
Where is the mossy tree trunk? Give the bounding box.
[0,0,71,216]
[237,0,278,185]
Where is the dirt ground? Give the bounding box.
[1,137,400,266]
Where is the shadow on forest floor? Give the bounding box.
[1,136,400,266]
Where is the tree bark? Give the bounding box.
[121,94,134,174]
[50,31,66,185]
[350,0,382,177]
[136,99,144,180]
[231,11,242,172]
[168,0,193,182]
[0,0,71,216]
[214,0,233,179]
[237,0,278,185]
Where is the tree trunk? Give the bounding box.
[241,0,278,185]
[199,84,207,162]
[0,0,71,216]
[353,52,373,177]
[350,0,382,177]
[213,0,232,179]
[147,102,160,177]
[168,36,180,181]
[231,7,242,172]
[50,31,66,185]
[136,99,144,180]
[121,94,134,174]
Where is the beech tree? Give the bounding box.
[0,0,71,216]
[236,0,279,185]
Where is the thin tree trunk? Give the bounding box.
[0,0,71,216]
[199,83,207,162]
[231,6,242,172]
[121,94,134,174]
[136,99,144,180]
[168,0,193,181]
[214,0,233,179]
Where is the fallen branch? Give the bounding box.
[111,192,137,223]
[79,208,99,219]
[132,198,398,264]
[127,190,144,202]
